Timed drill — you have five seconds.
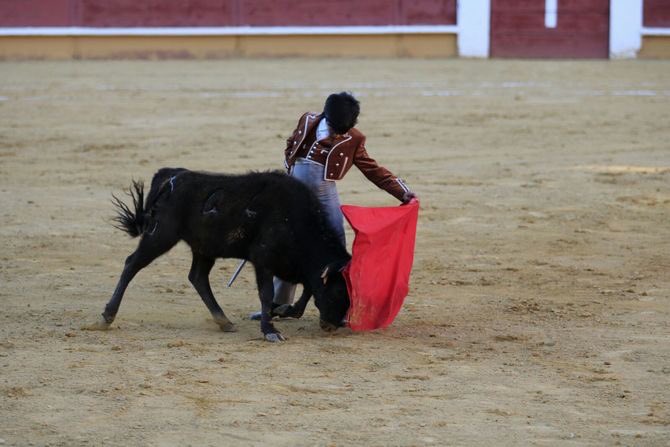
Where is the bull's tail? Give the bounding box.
[111,180,145,238]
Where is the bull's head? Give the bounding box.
[314,261,350,332]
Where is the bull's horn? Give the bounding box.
[321,266,330,285]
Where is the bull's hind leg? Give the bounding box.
[188,253,236,332]
[254,266,285,342]
[85,233,177,330]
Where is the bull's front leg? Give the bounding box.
[274,286,311,319]
[254,266,285,342]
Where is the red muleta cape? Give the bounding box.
[341,200,419,331]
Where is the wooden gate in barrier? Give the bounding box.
[490,0,610,58]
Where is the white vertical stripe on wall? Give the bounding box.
[545,0,558,28]
[457,0,490,57]
[609,0,642,58]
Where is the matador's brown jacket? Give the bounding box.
[283,112,411,202]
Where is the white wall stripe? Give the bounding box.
[545,0,558,29]
[642,27,670,36]
[0,25,458,37]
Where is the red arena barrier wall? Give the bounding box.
[490,0,610,59]
[0,0,73,26]
[644,0,670,27]
[0,0,457,27]
[3,0,668,59]
[0,0,459,59]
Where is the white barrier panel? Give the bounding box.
[457,0,490,58]
[610,0,642,58]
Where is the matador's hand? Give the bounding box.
[401,191,417,204]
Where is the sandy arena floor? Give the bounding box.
[1,59,669,446]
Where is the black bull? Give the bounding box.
[89,168,352,342]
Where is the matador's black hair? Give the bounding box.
[323,92,360,134]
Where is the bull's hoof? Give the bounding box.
[217,321,237,332]
[212,314,236,332]
[273,304,293,318]
[319,319,338,332]
[264,333,286,343]
[81,315,112,331]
